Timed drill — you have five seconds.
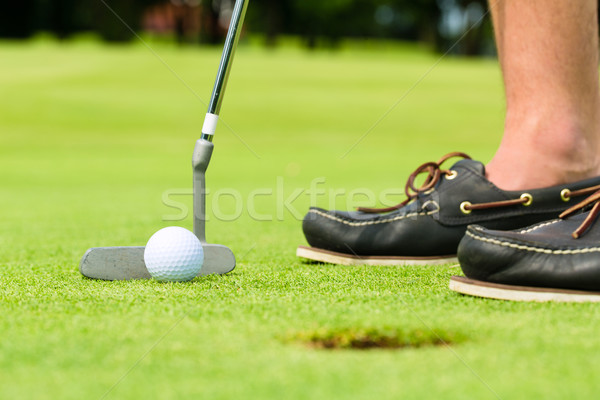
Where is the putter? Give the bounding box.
[80,0,250,280]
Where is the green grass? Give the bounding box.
[1,38,599,399]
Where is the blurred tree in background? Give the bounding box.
[0,0,496,55]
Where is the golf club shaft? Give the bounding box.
[201,0,249,142]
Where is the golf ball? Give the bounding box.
[144,227,204,282]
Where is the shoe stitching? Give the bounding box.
[518,219,561,234]
[466,230,600,254]
[421,200,440,212]
[308,208,437,227]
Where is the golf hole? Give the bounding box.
[292,328,461,350]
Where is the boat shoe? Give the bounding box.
[452,190,600,302]
[297,152,600,266]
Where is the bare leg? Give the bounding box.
[486,0,600,190]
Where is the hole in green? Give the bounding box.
[292,327,463,350]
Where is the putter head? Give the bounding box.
[79,243,235,281]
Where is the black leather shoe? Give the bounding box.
[452,191,600,302]
[298,153,600,266]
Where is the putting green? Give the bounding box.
[1,38,597,399]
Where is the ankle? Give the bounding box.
[486,117,600,190]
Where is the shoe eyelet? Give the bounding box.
[445,170,458,180]
[460,201,472,214]
[520,193,533,206]
[560,189,571,202]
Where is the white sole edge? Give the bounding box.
[449,276,600,303]
[296,246,458,266]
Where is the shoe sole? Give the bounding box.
[296,245,458,266]
[449,276,600,303]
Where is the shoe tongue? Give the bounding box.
[451,158,485,176]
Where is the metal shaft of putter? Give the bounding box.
[201,0,249,142]
[193,0,249,241]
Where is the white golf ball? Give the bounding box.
[144,227,204,282]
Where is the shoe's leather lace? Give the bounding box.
[559,190,600,238]
[356,152,600,238]
[358,152,543,214]
[357,152,472,213]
